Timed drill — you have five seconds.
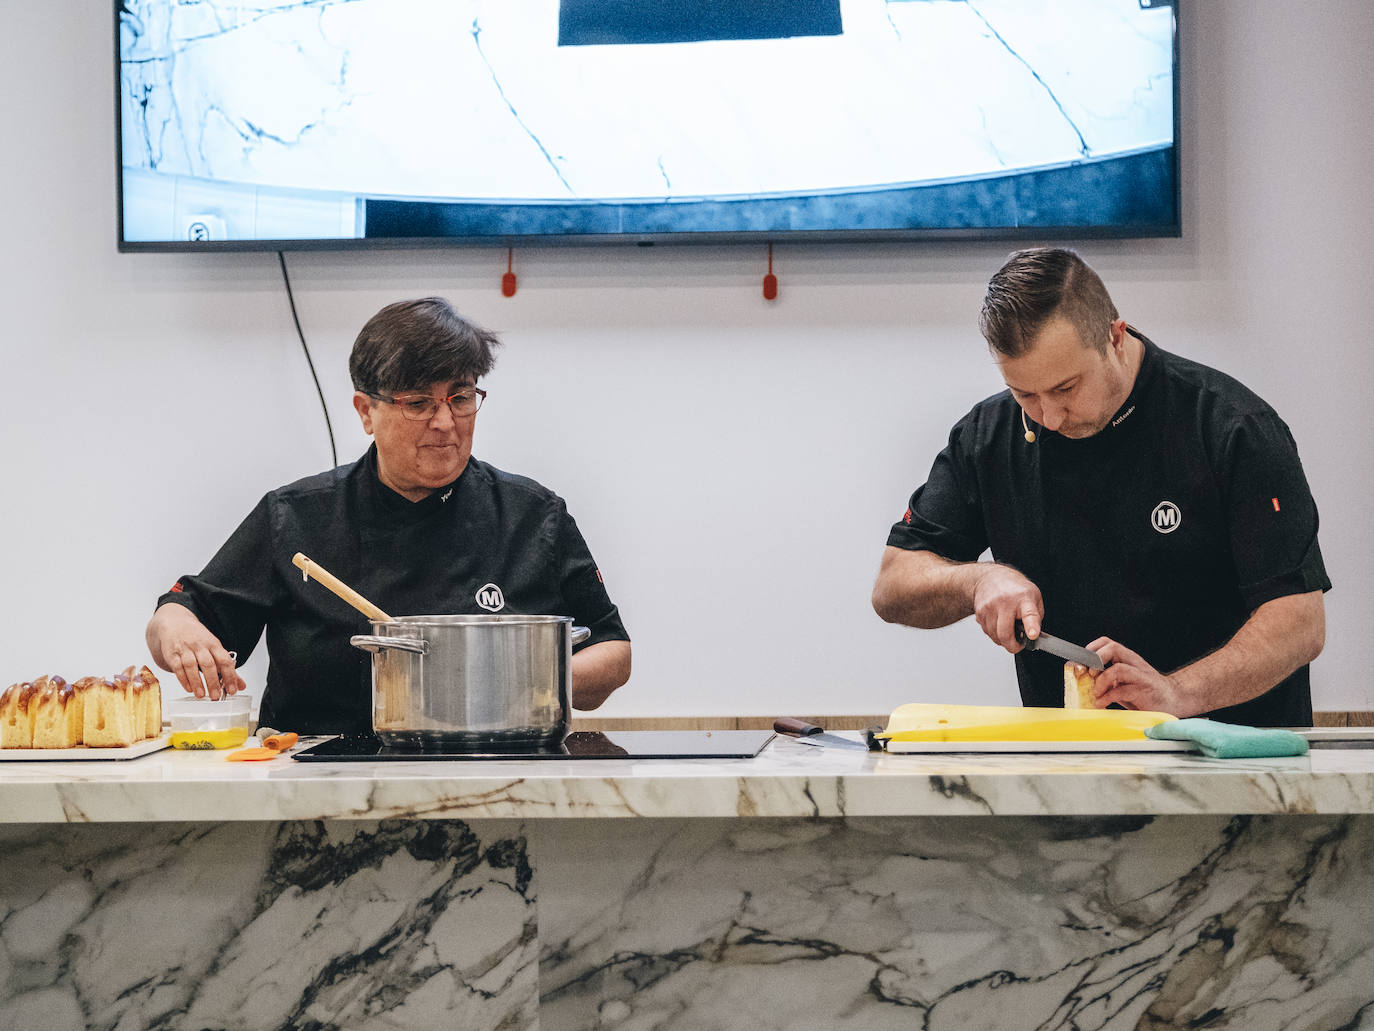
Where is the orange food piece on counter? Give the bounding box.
[225,747,279,762]
[263,732,298,751]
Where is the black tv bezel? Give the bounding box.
[113,1,1181,254]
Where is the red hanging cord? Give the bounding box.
[501,248,517,297]
[763,242,778,301]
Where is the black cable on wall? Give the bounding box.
[277,251,338,469]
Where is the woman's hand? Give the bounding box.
[145,604,245,700]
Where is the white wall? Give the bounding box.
[3,1,1372,717]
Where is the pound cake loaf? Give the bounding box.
[125,664,163,741]
[33,675,82,748]
[1,680,40,748]
[78,674,137,747]
[0,666,163,750]
[1063,662,1097,709]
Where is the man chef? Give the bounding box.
[871,248,1329,726]
[146,297,631,733]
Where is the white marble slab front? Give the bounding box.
[533,814,1374,1030]
[6,740,1374,1029]
[0,820,538,1031]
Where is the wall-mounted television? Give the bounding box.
[115,0,1180,252]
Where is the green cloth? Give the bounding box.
[1145,718,1309,758]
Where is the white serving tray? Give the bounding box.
[0,735,172,761]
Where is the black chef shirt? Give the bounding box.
[887,331,1329,727]
[158,447,629,733]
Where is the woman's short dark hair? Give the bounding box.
[979,248,1118,358]
[349,298,501,394]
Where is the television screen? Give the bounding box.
[115,0,1180,251]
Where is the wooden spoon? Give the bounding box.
[291,553,392,622]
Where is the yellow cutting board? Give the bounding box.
[880,703,1176,743]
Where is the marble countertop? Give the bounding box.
[4,733,1374,823]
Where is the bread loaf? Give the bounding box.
[1,680,39,748]
[123,665,163,741]
[78,674,138,747]
[1063,662,1097,709]
[33,676,82,748]
[2,667,164,750]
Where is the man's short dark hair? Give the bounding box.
[349,297,501,395]
[979,248,1119,358]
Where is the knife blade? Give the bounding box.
[1014,621,1105,671]
[773,717,875,751]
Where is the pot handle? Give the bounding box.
[350,634,429,655]
[572,625,591,645]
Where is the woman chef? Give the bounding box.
[145,298,631,734]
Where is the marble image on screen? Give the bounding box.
[118,0,1176,243]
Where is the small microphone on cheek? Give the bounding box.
[1022,409,1037,444]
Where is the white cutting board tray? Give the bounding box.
[884,738,1197,753]
[0,735,172,761]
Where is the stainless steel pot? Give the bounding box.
[350,614,590,749]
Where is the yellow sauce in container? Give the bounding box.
[170,727,251,750]
[165,695,252,750]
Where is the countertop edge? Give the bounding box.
[4,762,1374,823]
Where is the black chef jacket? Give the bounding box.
[157,446,629,733]
[887,331,1330,727]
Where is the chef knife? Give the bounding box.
[773,717,877,751]
[1014,621,1105,671]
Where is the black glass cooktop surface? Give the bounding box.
[293,729,775,761]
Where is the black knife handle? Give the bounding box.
[863,724,885,752]
[774,717,822,736]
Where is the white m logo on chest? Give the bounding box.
[475,583,506,611]
[1151,501,1182,534]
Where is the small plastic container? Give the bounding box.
[166,695,252,750]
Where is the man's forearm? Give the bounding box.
[570,640,632,711]
[1171,591,1325,713]
[872,547,984,628]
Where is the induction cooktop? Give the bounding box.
[292,729,776,762]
